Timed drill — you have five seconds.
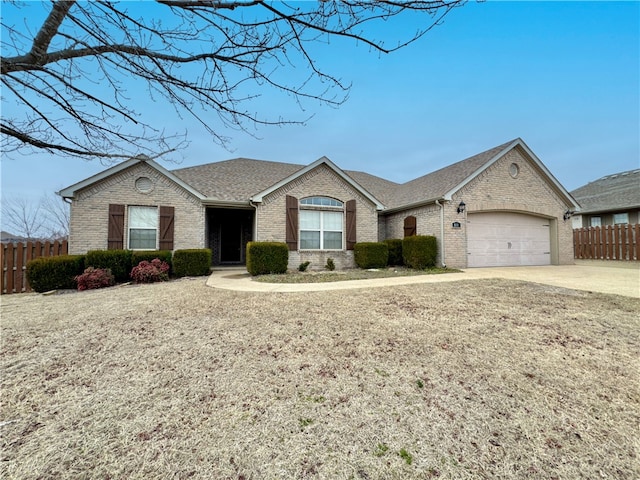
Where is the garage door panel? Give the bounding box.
[467,212,551,267]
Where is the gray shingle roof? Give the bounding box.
[172,158,304,201]
[170,139,520,209]
[570,169,640,213]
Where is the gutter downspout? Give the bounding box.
[435,199,445,268]
[249,200,259,243]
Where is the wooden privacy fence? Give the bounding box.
[1,240,68,294]
[573,224,639,261]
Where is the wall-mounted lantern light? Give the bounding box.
[563,210,573,221]
[457,201,466,214]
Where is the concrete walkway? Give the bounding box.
[206,263,640,298]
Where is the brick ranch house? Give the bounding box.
[58,138,580,269]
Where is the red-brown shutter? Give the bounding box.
[346,199,357,250]
[108,204,125,250]
[286,195,298,251]
[404,216,417,237]
[159,206,175,251]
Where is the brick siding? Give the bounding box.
[69,163,204,254]
[383,149,575,268]
[256,164,378,269]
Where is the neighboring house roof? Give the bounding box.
[1,231,26,243]
[58,138,579,212]
[570,169,640,214]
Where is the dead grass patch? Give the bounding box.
[1,278,639,479]
[255,267,457,283]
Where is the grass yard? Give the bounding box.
[1,278,639,479]
[254,267,456,283]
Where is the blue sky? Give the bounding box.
[1,0,638,211]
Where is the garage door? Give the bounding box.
[467,212,551,267]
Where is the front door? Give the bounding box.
[220,219,242,263]
[207,208,253,266]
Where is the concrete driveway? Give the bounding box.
[206,262,640,298]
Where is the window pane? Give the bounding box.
[323,211,343,231]
[323,231,342,250]
[590,216,601,227]
[300,210,320,230]
[300,231,320,249]
[129,229,156,249]
[130,206,157,228]
[300,197,343,207]
[613,213,629,225]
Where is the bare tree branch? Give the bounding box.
[1,0,467,162]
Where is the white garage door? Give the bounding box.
[467,212,551,267]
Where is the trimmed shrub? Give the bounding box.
[354,242,389,269]
[325,258,335,271]
[26,255,85,293]
[130,259,170,283]
[131,250,172,273]
[172,249,212,277]
[403,235,437,269]
[85,249,132,283]
[75,267,115,291]
[246,242,288,276]
[384,239,404,266]
[298,261,311,272]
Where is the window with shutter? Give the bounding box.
[299,196,344,250]
[128,206,158,249]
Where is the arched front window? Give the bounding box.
[299,197,343,250]
[300,197,343,207]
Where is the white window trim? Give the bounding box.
[127,205,159,250]
[299,197,344,250]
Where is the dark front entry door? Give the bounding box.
[207,208,253,266]
[220,219,242,263]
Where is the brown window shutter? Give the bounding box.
[346,199,357,250]
[285,195,298,251]
[108,204,125,250]
[404,216,417,237]
[159,206,175,250]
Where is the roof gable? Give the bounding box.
[58,155,206,200]
[250,156,386,210]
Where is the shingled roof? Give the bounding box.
[62,138,572,211]
[170,139,522,210]
[570,169,640,213]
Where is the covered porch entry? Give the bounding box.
[206,207,254,266]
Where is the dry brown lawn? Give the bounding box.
[1,278,639,479]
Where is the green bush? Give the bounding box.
[354,242,389,269]
[325,257,335,271]
[172,249,211,277]
[298,261,311,272]
[402,235,437,269]
[384,239,404,266]
[246,242,288,276]
[26,255,85,293]
[131,250,173,273]
[85,249,132,282]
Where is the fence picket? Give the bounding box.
[1,240,68,294]
[573,225,638,262]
